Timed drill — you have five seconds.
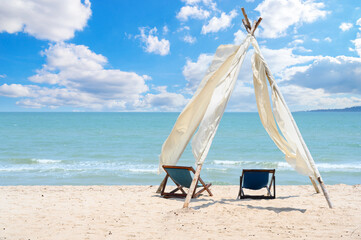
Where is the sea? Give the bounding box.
[0,112,360,186]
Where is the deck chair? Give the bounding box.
[160,165,213,198]
[237,169,275,199]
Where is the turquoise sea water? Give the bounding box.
[0,112,360,186]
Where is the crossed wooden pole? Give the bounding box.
[183,8,262,209]
[181,8,332,209]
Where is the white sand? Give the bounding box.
[0,184,360,239]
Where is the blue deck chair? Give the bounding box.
[160,165,213,198]
[237,169,275,199]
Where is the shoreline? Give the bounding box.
[1,184,360,239]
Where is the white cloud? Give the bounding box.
[339,22,353,32]
[181,0,202,5]
[352,21,361,57]
[177,26,190,32]
[163,25,169,35]
[288,39,312,52]
[0,43,191,111]
[183,34,196,44]
[177,5,210,21]
[181,0,214,5]
[0,84,33,97]
[234,30,247,45]
[143,86,188,111]
[279,85,361,111]
[181,0,217,10]
[356,18,361,27]
[324,37,332,42]
[182,53,213,92]
[0,0,91,41]
[287,56,361,94]
[352,38,361,57]
[0,43,151,110]
[139,27,170,56]
[260,47,317,79]
[0,74,6,78]
[255,0,328,38]
[312,38,320,42]
[201,10,237,34]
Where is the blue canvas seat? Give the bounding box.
[237,169,275,199]
[160,165,213,198]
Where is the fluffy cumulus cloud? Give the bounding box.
[288,56,361,94]
[201,10,237,34]
[352,19,361,57]
[143,86,188,111]
[353,38,361,57]
[0,0,91,41]
[139,27,170,56]
[279,85,361,111]
[176,5,210,21]
[0,43,151,110]
[0,43,190,111]
[0,84,33,97]
[259,47,317,79]
[227,45,361,111]
[234,30,247,45]
[255,0,328,38]
[183,34,197,44]
[182,53,213,92]
[339,22,353,32]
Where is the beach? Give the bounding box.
[1,184,360,239]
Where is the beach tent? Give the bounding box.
[158,9,333,209]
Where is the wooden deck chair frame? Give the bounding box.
[160,165,213,198]
[237,169,276,199]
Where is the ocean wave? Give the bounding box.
[7,158,63,164]
[127,168,158,173]
[0,161,159,174]
[212,160,361,172]
[31,158,63,164]
[1,159,360,174]
[213,160,241,165]
[317,163,361,170]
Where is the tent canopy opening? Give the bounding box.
[157,8,332,209]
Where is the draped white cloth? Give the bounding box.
[159,35,251,172]
[251,38,320,179]
[159,34,321,180]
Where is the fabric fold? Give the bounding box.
[159,33,321,182]
[251,37,320,179]
[159,35,252,171]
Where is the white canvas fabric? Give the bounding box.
[159,33,320,181]
[192,36,251,164]
[159,35,252,172]
[251,37,320,179]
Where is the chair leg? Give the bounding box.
[194,183,212,198]
[197,177,213,197]
[160,174,169,196]
[273,175,276,198]
[237,175,244,199]
[266,186,272,196]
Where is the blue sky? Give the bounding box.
[0,0,360,112]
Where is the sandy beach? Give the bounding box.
[0,184,360,239]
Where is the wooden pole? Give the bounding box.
[156,176,167,193]
[242,19,251,33]
[318,177,333,208]
[241,8,251,31]
[262,67,333,208]
[262,69,327,195]
[309,176,320,193]
[183,164,203,208]
[250,18,262,35]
